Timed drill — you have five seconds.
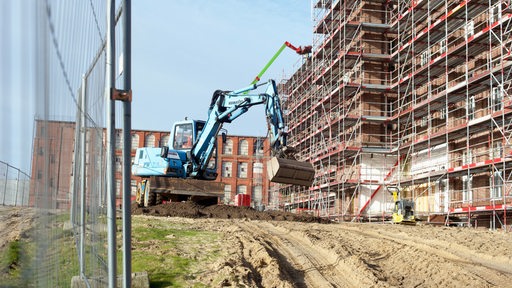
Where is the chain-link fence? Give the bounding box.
[1,1,131,287]
[0,161,30,206]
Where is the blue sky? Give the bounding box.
[1,1,312,173]
[131,1,312,135]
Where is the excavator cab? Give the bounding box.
[170,120,203,151]
[387,186,416,225]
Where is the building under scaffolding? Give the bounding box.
[278,0,512,229]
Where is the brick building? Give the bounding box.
[30,119,271,208]
[216,135,271,206]
[30,120,76,208]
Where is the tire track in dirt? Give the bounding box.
[236,221,381,288]
[335,225,512,287]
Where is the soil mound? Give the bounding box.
[131,201,330,223]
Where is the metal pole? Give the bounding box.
[21,178,25,206]
[122,1,132,287]
[15,170,19,206]
[71,83,83,226]
[2,163,9,205]
[106,0,117,287]
[80,76,87,277]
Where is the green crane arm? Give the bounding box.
[250,41,312,85]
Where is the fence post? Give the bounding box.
[2,164,8,205]
[15,169,19,206]
[71,81,82,228]
[106,0,117,287]
[79,75,87,278]
[121,1,132,287]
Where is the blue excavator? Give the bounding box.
[132,80,315,206]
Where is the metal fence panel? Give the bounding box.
[1,1,127,286]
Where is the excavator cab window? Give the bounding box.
[173,123,194,150]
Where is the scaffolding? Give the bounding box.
[279,0,512,229]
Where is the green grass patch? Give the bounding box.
[0,240,31,288]
[0,212,80,287]
[131,216,223,287]
[0,239,25,282]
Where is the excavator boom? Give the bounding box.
[132,80,315,207]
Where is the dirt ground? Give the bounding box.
[2,204,512,287]
[0,206,35,252]
[133,202,512,287]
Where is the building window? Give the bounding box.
[223,139,233,155]
[224,184,232,203]
[253,139,264,155]
[438,179,448,193]
[491,87,503,112]
[253,185,262,204]
[115,156,122,172]
[222,162,232,178]
[239,139,249,155]
[462,149,473,166]
[160,135,170,147]
[116,179,121,195]
[420,51,429,66]
[490,141,503,159]
[131,134,139,150]
[490,4,501,24]
[342,74,349,83]
[253,162,263,174]
[466,95,475,121]
[439,108,446,120]
[462,175,472,202]
[238,162,248,178]
[420,116,428,127]
[465,20,474,39]
[116,130,123,149]
[491,170,503,199]
[145,134,156,147]
[439,40,446,55]
[236,185,247,195]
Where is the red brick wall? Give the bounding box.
[216,135,271,206]
[30,120,271,208]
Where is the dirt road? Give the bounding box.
[155,216,510,287]
[130,202,512,287]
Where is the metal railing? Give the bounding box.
[0,161,30,206]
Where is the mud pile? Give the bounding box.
[131,201,330,223]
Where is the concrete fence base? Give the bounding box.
[71,271,149,288]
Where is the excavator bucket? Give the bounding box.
[267,157,315,186]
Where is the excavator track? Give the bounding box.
[136,177,224,207]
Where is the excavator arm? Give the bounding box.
[132,79,315,207]
[190,80,314,187]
